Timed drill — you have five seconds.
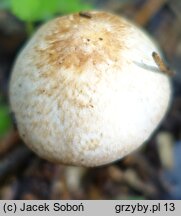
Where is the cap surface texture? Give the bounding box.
[9,11,171,167]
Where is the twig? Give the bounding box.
[79,11,92,19]
[134,0,168,26]
[121,153,170,198]
[152,52,174,76]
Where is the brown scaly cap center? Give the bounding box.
[35,11,131,73]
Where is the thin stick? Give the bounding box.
[135,0,167,26]
[79,12,92,19]
[152,52,174,76]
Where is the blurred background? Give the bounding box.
[0,0,181,200]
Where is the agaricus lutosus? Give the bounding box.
[9,11,171,167]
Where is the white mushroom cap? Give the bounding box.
[9,11,171,167]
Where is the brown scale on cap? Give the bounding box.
[34,12,129,75]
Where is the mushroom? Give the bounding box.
[9,11,171,167]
